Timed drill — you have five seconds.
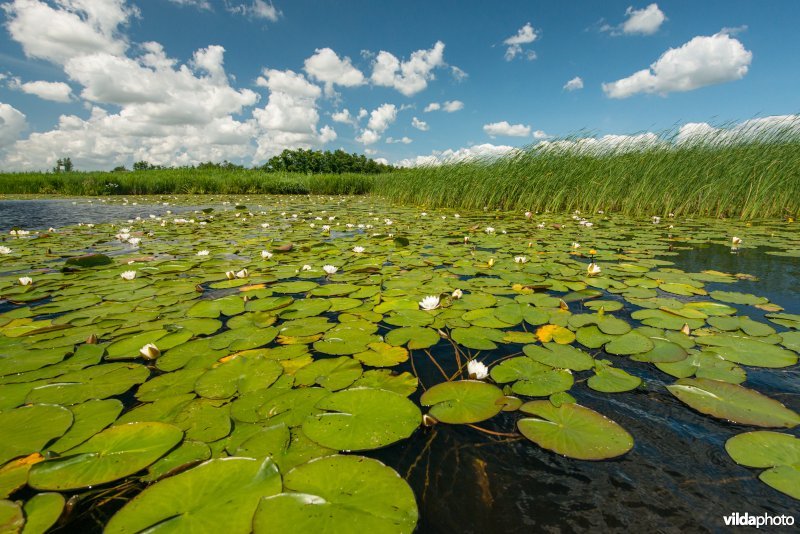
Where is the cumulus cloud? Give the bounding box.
[503,23,538,61]
[9,78,73,102]
[253,68,334,159]
[483,121,532,137]
[563,76,584,91]
[331,108,356,126]
[424,100,463,113]
[396,143,517,167]
[622,4,666,35]
[370,41,446,96]
[602,32,752,98]
[0,103,27,148]
[2,0,136,65]
[423,102,440,112]
[304,48,365,95]
[355,103,397,145]
[225,0,280,21]
[411,117,428,131]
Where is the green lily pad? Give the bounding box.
[512,369,574,397]
[490,357,550,383]
[48,399,124,453]
[523,343,594,371]
[667,378,800,428]
[253,455,417,534]
[420,380,505,424]
[605,330,655,355]
[725,431,800,468]
[710,290,768,306]
[587,366,642,393]
[0,500,23,533]
[302,388,420,451]
[294,357,363,391]
[29,422,183,490]
[518,400,634,460]
[759,464,800,500]
[695,335,797,368]
[0,404,73,465]
[21,492,65,534]
[385,327,440,349]
[106,457,281,534]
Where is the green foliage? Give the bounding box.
[261,148,394,174]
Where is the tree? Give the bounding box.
[52,157,74,173]
[259,149,394,174]
[133,160,151,171]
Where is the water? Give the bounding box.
[0,198,202,232]
[2,199,798,533]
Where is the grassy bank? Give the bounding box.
[373,131,800,219]
[2,124,799,218]
[0,169,374,196]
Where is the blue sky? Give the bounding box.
[0,0,798,170]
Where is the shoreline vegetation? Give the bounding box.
[1,124,798,218]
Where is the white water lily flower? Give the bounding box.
[302,264,312,271]
[261,250,273,259]
[322,225,331,232]
[732,236,742,245]
[452,288,463,299]
[323,265,338,275]
[225,271,236,280]
[537,222,546,229]
[652,216,661,224]
[0,246,11,254]
[571,242,581,249]
[464,236,470,244]
[587,263,601,276]
[121,270,136,280]
[197,250,210,256]
[19,276,32,286]
[485,227,495,234]
[353,246,365,254]
[514,256,528,264]
[421,212,427,217]
[116,233,131,241]
[454,214,460,218]
[235,269,249,279]
[419,295,440,311]
[128,237,141,246]
[467,359,489,380]
[525,211,533,219]
[139,343,160,360]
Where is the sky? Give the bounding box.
[0,0,798,170]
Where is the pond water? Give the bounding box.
[0,196,798,533]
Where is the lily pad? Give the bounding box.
[518,400,634,460]
[106,457,281,534]
[302,388,420,451]
[667,378,800,428]
[253,455,417,534]
[0,405,73,465]
[29,422,183,490]
[420,380,505,424]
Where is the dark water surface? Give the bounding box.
[0,198,202,232]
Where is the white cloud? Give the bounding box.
[357,108,368,120]
[450,66,468,82]
[225,1,280,21]
[370,41,446,96]
[396,143,517,167]
[355,103,397,145]
[424,100,463,113]
[253,68,334,159]
[0,103,27,148]
[2,0,136,65]
[386,136,412,144]
[366,103,397,133]
[676,115,800,145]
[169,0,211,9]
[622,4,666,35]
[304,48,365,95]
[503,23,538,61]
[602,32,752,98]
[537,133,664,154]
[563,76,584,91]
[331,108,355,126]
[411,117,428,131]
[9,79,73,102]
[483,121,532,137]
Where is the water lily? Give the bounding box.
[732,236,742,246]
[261,250,273,259]
[0,246,11,254]
[139,343,160,360]
[321,225,331,232]
[652,216,661,224]
[128,237,141,246]
[197,250,210,256]
[19,276,32,286]
[452,288,463,299]
[121,270,136,280]
[587,263,601,276]
[235,269,249,279]
[467,359,489,380]
[514,256,528,264]
[225,271,236,280]
[353,246,365,253]
[302,264,312,271]
[464,236,470,244]
[571,242,581,249]
[525,211,533,219]
[487,258,495,267]
[419,295,440,310]
[537,222,546,229]
[323,265,338,275]
[485,227,495,234]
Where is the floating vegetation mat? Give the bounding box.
[0,195,799,532]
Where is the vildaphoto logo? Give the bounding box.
[723,512,795,528]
